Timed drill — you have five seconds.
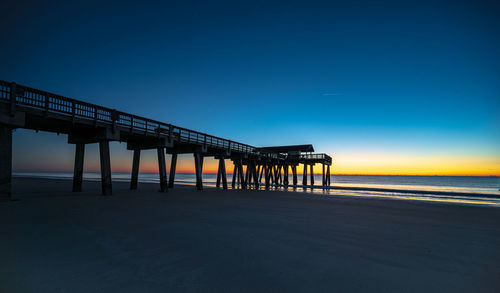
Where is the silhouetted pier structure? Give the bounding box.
[0,81,332,200]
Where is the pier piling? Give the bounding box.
[259,164,264,188]
[252,161,259,189]
[99,140,112,195]
[303,164,308,186]
[265,164,270,189]
[326,165,331,186]
[238,162,246,189]
[232,163,238,189]
[194,152,203,190]
[322,164,326,187]
[232,160,240,189]
[292,165,298,186]
[283,164,289,186]
[130,149,140,190]
[310,164,314,186]
[0,126,12,200]
[72,143,85,192]
[216,157,228,190]
[157,147,168,192]
[168,153,177,188]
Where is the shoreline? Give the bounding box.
[6,177,500,208]
[324,185,500,199]
[12,174,500,200]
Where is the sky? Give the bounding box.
[2,0,499,175]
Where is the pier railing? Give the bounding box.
[299,153,332,164]
[0,81,255,154]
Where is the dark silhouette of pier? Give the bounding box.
[0,81,332,200]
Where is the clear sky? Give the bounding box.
[2,0,499,175]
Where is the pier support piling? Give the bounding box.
[310,164,314,186]
[258,164,263,184]
[99,140,112,195]
[252,161,259,189]
[157,147,168,192]
[232,163,238,189]
[168,153,177,188]
[265,164,270,189]
[302,164,308,187]
[275,165,281,185]
[216,160,222,188]
[221,159,228,189]
[194,152,203,190]
[238,162,246,190]
[245,163,251,188]
[326,165,331,186]
[0,126,12,200]
[322,164,326,187]
[216,158,228,190]
[292,165,298,186]
[72,143,85,192]
[270,164,274,185]
[130,149,140,190]
[283,164,289,186]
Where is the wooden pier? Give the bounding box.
[0,81,332,200]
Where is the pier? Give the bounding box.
[0,81,332,200]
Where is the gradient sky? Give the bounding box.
[2,0,499,175]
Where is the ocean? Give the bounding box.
[12,172,500,207]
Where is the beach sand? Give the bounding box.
[1,178,499,292]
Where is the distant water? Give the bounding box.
[13,172,500,207]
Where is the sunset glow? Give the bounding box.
[11,131,499,177]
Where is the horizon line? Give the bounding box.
[12,171,500,177]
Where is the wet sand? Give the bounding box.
[1,178,499,292]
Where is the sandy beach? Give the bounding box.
[1,178,499,292]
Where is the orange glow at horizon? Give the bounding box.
[105,153,500,176]
[14,140,499,177]
[330,153,500,176]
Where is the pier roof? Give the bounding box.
[256,144,314,153]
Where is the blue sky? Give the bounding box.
[2,0,499,174]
